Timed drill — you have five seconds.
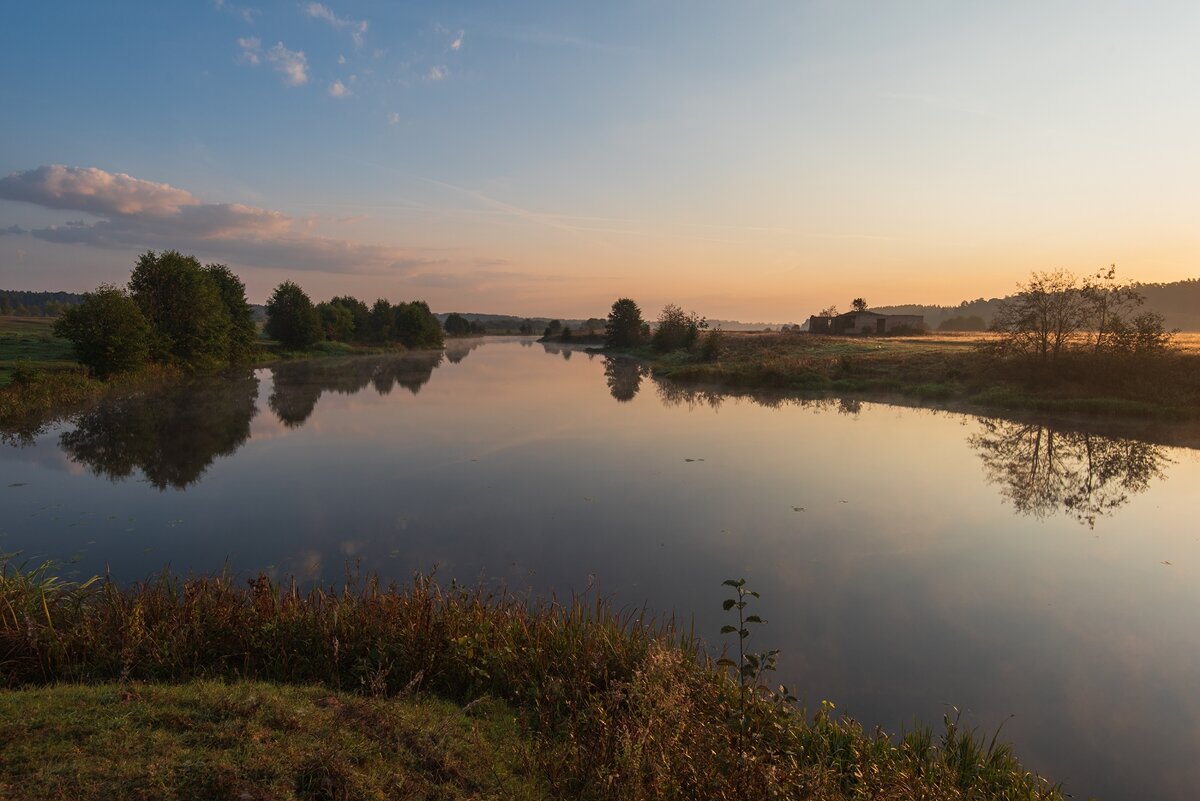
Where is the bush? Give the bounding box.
[52,285,151,378]
[128,250,232,371]
[651,304,706,352]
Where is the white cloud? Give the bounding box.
[0,165,199,217]
[428,65,447,81]
[337,54,346,65]
[387,112,401,126]
[236,36,261,65]
[328,80,349,98]
[450,30,464,51]
[0,165,442,275]
[266,42,308,86]
[305,2,368,48]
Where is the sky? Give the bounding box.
[2,1,1199,321]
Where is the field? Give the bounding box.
[0,317,77,386]
[646,329,1200,420]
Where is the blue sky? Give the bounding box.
[2,1,1198,320]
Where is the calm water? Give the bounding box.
[3,337,1199,800]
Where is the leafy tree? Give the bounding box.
[367,299,394,343]
[547,320,563,336]
[393,301,444,349]
[265,281,322,350]
[203,263,257,362]
[328,296,371,341]
[128,250,231,370]
[561,325,573,341]
[651,304,706,352]
[52,285,151,377]
[818,305,838,317]
[316,301,356,342]
[850,298,868,312]
[605,298,645,348]
[443,312,473,337]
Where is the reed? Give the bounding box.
[0,560,1063,800]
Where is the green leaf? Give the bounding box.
[739,630,750,639]
[745,615,764,624]
[722,599,736,611]
[720,625,737,634]
[722,579,744,588]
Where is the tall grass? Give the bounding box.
[0,560,1062,800]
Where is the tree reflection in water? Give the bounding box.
[604,356,651,403]
[59,370,259,490]
[968,418,1169,527]
[268,352,445,427]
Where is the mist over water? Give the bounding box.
[2,337,1198,801]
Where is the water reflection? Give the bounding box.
[968,419,1169,528]
[604,356,651,402]
[60,370,259,490]
[268,353,444,427]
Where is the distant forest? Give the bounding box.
[6,278,1200,330]
[0,290,83,317]
[873,279,1200,332]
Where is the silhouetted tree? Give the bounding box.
[605,298,645,348]
[850,298,868,312]
[265,281,322,350]
[604,356,646,402]
[443,312,473,337]
[651,304,706,352]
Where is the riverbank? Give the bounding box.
[627,331,1200,421]
[0,563,1062,800]
[0,681,543,800]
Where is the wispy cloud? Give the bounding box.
[267,42,309,86]
[387,112,401,126]
[214,0,258,24]
[236,36,261,65]
[328,79,350,98]
[450,30,464,51]
[0,165,443,275]
[427,66,447,81]
[305,2,368,48]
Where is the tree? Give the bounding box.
[367,299,394,343]
[316,301,356,342]
[605,298,645,348]
[328,296,371,342]
[818,305,838,317]
[52,285,151,377]
[393,301,444,349]
[443,312,473,338]
[128,250,231,370]
[651,304,706,352]
[1082,265,1173,355]
[547,320,563,336]
[203,263,258,362]
[990,270,1090,363]
[850,298,868,312]
[265,281,321,350]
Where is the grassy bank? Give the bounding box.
[0,562,1063,800]
[0,681,543,801]
[635,331,1200,420]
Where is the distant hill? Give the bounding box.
[870,278,1200,331]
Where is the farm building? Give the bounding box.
[807,310,924,335]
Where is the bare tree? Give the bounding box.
[990,270,1090,362]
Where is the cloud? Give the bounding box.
[0,165,199,217]
[387,111,401,126]
[328,79,349,98]
[450,30,464,51]
[236,36,261,65]
[0,165,444,275]
[337,54,346,65]
[266,42,308,86]
[0,224,27,236]
[428,66,447,81]
[214,0,258,23]
[305,2,368,48]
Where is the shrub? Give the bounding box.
[265,282,322,351]
[52,285,151,378]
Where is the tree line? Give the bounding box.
[604,298,721,359]
[0,291,82,317]
[52,250,445,378]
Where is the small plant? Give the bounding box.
[717,578,778,747]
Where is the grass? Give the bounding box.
[0,560,1064,800]
[0,681,545,801]
[637,331,1200,420]
[0,316,77,386]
